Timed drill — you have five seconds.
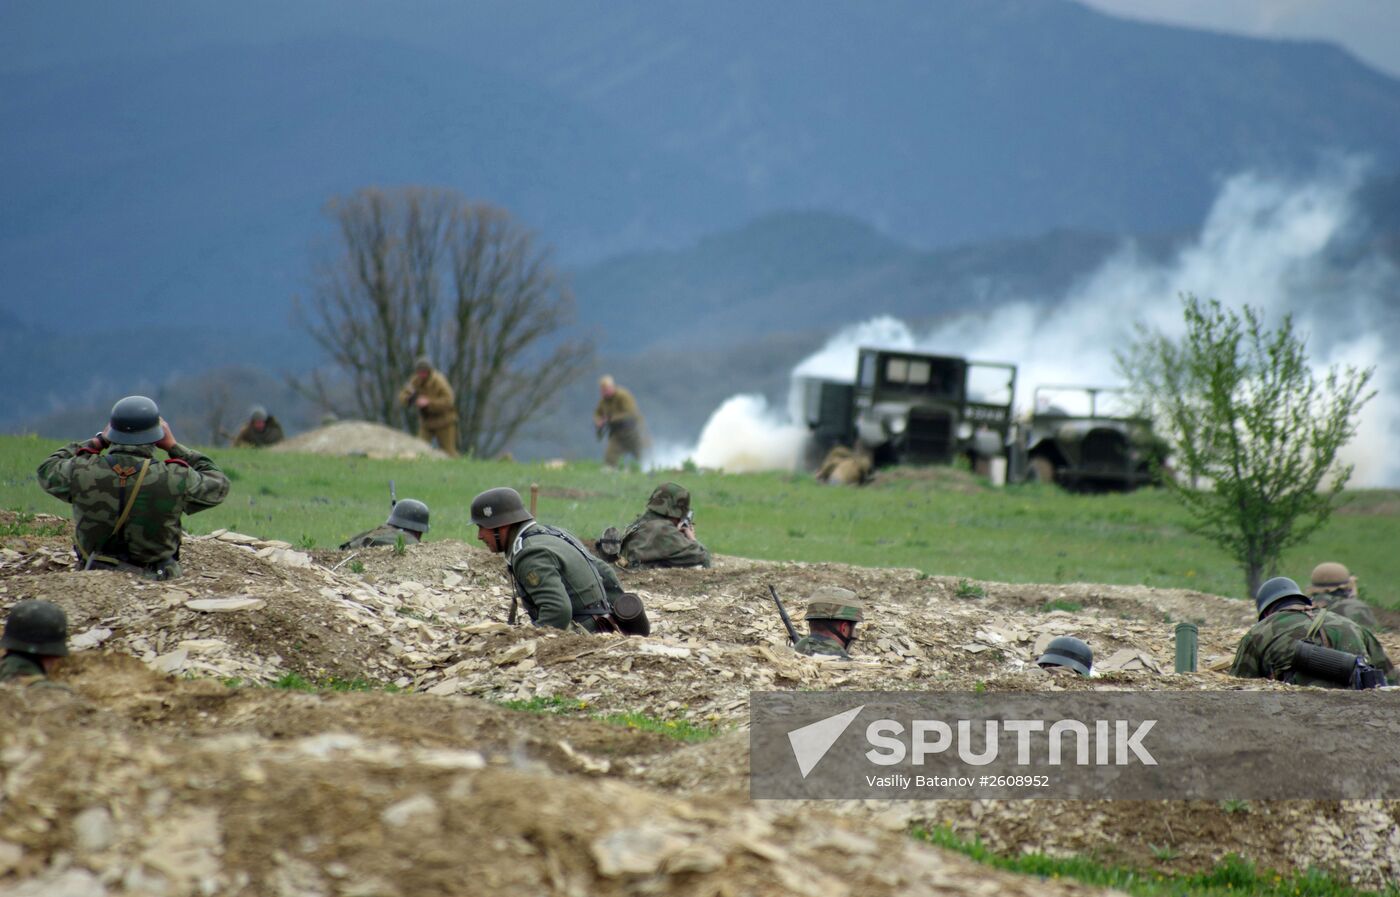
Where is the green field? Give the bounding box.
[4,434,1398,607]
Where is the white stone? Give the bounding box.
[380,794,441,829]
[150,649,189,675]
[73,806,115,853]
[70,627,114,651]
[185,597,266,613]
[591,828,689,877]
[442,572,464,589]
[637,642,691,659]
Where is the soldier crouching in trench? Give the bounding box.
[471,487,648,636]
[36,396,230,580]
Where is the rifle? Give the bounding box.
[768,584,800,645]
[390,479,397,509]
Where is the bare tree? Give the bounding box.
[295,187,591,456]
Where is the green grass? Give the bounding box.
[216,672,400,692]
[5,434,1399,607]
[913,826,1400,897]
[499,695,720,742]
[0,508,67,538]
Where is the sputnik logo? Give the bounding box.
[786,705,864,778]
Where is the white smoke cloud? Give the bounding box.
[677,165,1400,485]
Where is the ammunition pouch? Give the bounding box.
[611,592,650,637]
[1291,639,1383,689]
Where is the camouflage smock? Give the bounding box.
[1324,597,1379,631]
[1229,607,1395,686]
[620,512,711,569]
[339,524,417,550]
[793,633,851,660]
[37,441,229,566]
[232,417,285,447]
[508,522,623,632]
[0,653,45,683]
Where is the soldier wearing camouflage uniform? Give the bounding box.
[36,396,229,580]
[1230,577,1395,686]
[793,587,863,660]
[231,405,284,448]
[1307,562,1379,630]
[471,487,625,633]
[0,600,69,685]
[398,356,459,457]
[593,375,646,468]
[618,482,711,569]
[340,499,430,550]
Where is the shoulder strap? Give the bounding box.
[1303,609,1332,648]
[79,458,151,563]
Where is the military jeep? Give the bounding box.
[1008,386,1166,491]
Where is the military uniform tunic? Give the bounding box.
[1323,596,1379,631]
[508,522,623,632]
[37,441,229,575]
[339,524,418,550]
[0,653,46,683]
[793,633,851,660]
[620,512,711,569]
[594,387,646,465]
[1230,607,1395,686]
[232,417,285,447]
[398,369,459,457]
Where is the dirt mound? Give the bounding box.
[0,654,1115,897]
[4,522,1400,891]
[270,421,448,460]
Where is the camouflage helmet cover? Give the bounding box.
[106,395,164,446]
[386,498,431,534]
[804,586,864,623]
[1,599,69,657]
[1255,576,1309,619]
[1308,562,1353,594]
[470,487,533,528]
[1037,635,1092,676]
[646,482,691,518]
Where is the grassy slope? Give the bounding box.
[5,435,1398,606]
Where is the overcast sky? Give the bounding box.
[1080,0,1400,78]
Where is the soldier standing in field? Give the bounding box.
[339,499,430,549]
[1307,562,1379,630]
[614,482,711,569]
[1230,577,1395,686]
[471,487,627,634]
[793,587,864,660]
[398,356,459,457]
[0,600,69,685]
[231,405,285,448]
[36,396,229,580]
[593,375,646,468]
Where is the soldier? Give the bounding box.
[593,375,646,468]
[616,482,711,569]
[1307,562,1379,630]
[339,499,430,549]
[793,587,863,660]
[471,487,624,633]
[231,405,285,448]
[398,356,458,457]
[36,396,229,580]
[0,600,69,684]
[816,444,873,486]
[1036,636,1093,677]
[1230,577,1395,686]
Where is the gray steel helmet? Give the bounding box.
[107,395,163,445]
[1037,636,1092,676]
[470,487,533,528]
[386,498,430,534]
[1,599,69,657]
[1255,576,1309,619]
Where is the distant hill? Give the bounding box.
[5,0,1400,341]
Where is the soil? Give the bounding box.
[2,513,1399,894]
[270,421,449,460]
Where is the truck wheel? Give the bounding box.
[1029,456,1056,484]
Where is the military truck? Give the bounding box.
[797,348,1017,471]
[1007,386,1166,491]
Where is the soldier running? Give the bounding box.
[592,375,646,468]
[231,405,285,448]
[398,356,459,457]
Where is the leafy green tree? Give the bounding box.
[1122,295,1373,596]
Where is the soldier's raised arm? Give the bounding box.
[165,442,231,513]
[36,438,102,504]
